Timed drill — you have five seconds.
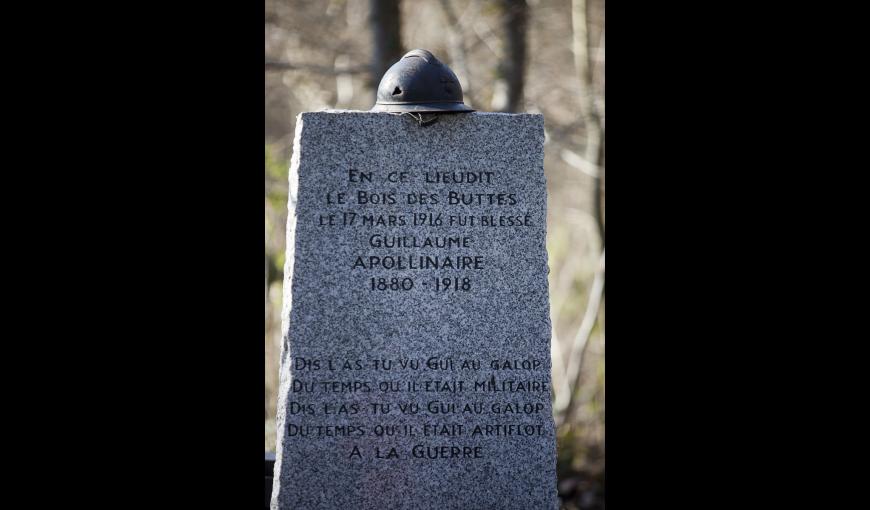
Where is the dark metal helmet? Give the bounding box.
[371,49,474,113]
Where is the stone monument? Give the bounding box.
[272,50,556,510]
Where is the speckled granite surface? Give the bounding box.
[272,111,556,510]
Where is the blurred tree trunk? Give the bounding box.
[369,0,404,88]
[438,0,475,106]
[493,0,528,112]
[573,0,604,245]
[596,123,604,245]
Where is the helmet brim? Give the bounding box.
[371,102,475,113]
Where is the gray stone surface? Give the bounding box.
[272,111,556,510]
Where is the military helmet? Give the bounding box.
[371,49,474,113]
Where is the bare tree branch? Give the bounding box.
[265,60,369,75]
[558,249,605,425]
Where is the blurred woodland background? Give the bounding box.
[266,0,604,508]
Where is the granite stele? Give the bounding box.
[271,110,557,510]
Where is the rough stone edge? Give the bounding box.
[270,112,304,510]
[538,114,559,510]
[305,108,544,119]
